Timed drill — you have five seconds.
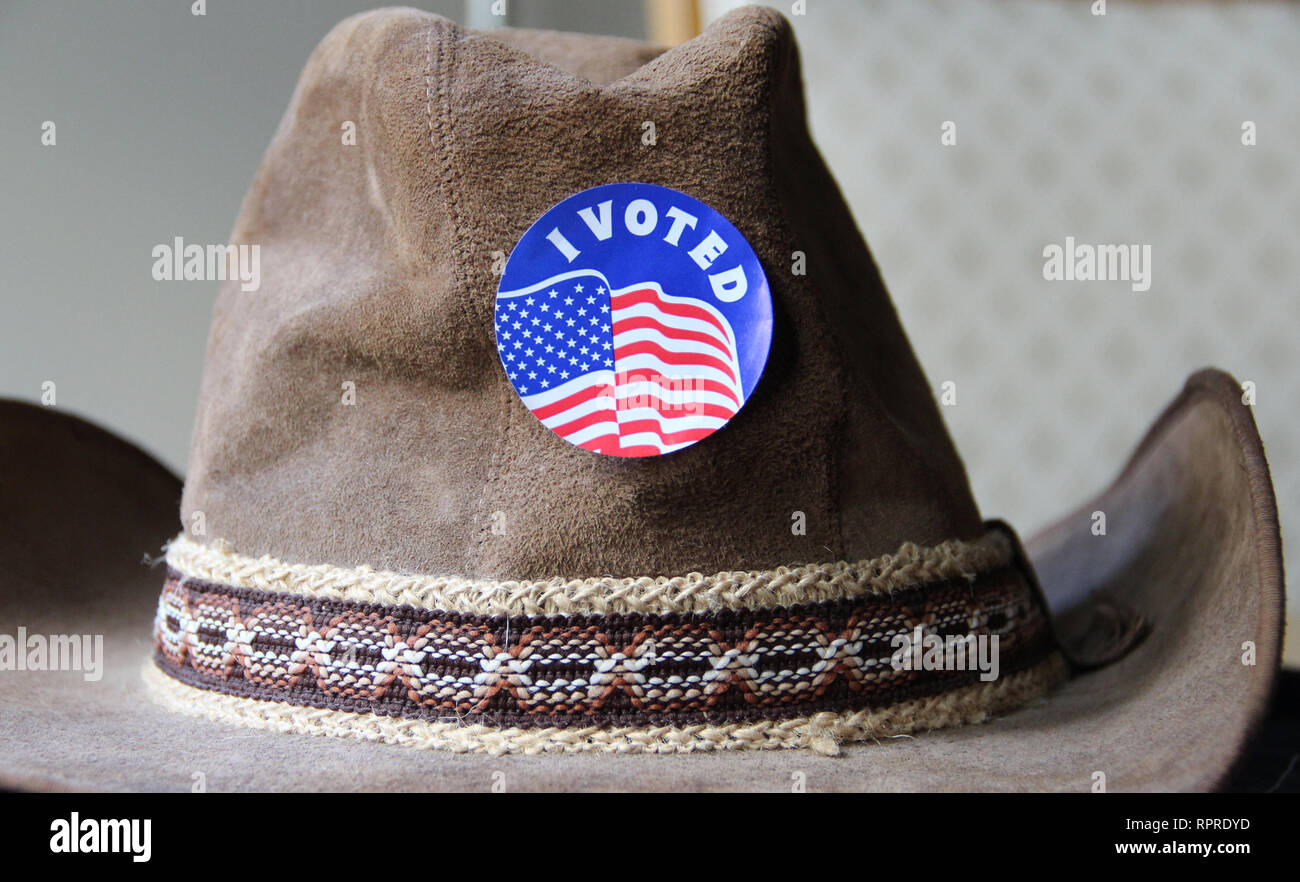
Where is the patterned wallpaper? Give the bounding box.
[707,0,1300,661]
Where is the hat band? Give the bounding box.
[147,527,1065,754]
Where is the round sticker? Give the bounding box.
[494,182,773,457]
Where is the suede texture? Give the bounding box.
[0,369,1284,791]
[179,6,980,578]
[0,8,1286,792]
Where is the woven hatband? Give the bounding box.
[147,526,1065,755]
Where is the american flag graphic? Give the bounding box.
[495,269,743,456]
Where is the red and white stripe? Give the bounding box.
[607,283,742,455]
[507,272,743,457]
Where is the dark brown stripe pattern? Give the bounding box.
[153,565,1054,729]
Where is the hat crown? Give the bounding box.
[182,6,980,577]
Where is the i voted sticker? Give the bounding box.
[494,182,772,457]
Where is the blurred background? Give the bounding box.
[1,0,1296,661]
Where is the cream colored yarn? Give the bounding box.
[142,653,1067,757]
[164,531,1014,616]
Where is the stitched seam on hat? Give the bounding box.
[424,24,505,568]
[428,24,514,572]
[757,28,843,556]
[427,26,469,300]
[165,529,1013,615]
[142,652,1066,756]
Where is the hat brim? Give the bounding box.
[0,369,1283,792]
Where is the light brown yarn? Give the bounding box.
[164,531,1014,616]
[142,654,1067,757]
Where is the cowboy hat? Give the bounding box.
[0,6,1284,792]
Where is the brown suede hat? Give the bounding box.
[0,6,1285,792]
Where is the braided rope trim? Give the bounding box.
[164,531,1013,616]
[142,653,1067,757]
